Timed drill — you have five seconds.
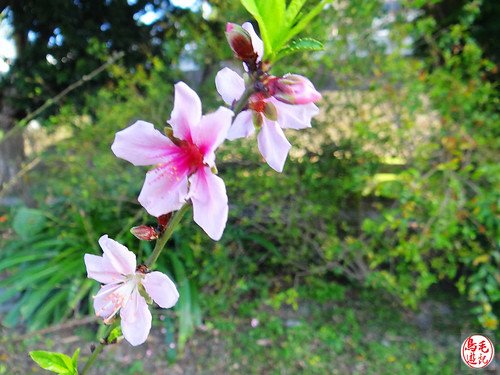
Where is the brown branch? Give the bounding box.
[10,316,98,342]
[0,156,40,197]
[0,51,125,145]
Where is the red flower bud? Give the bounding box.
[268,74,322,105]
[157,213,172,229]
[225,22,258,62]
[130,225,159,241]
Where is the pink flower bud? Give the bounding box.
[130,225,158,241]
[268,74,322,105]
[225,22,257,61]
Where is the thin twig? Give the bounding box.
[10,316,98,342]
[146,203,190,267]
[0,51,125,145]
[0,156,40,197]
[80,322,117,375]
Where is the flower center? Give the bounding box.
[179,140,205,173]
[248,93,268,113]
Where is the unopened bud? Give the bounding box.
[157,213,172,229]
[225,23,257,62]
[268,74,322,105]
[252,112,263,128]
[130,225,158,241]
[263,101,277,121]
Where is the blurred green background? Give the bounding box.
[0,0,498,373]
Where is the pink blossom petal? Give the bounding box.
[189,167,228,241]
[98,235,136,276]
[93,282,132,322]
[273,99,319,129]
[84,254,125,284]
[192,107,233,166]
[111,121,177,166]
[168,82,202,142]
[227,110,255,140]
[142,271,179,309]
[270,74,322,105]
[257,119,292,172]
[215,67,245,105]
[120,288,152,346]
[138,164,189,217]
[242,22,264,61]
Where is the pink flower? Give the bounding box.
[111,82,233,240]
[84,235,179,346]
[267,74,322,105]
[215,67,320,172]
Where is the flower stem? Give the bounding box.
[146,203,190,268]
[80,322,117,375]
[233,86,254,117]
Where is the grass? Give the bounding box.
[1,285,484,374]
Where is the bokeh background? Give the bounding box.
[0,0,498,373]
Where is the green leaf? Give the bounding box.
[71,348,80,369]
[255,0,286,52]
[3,303,21,327]
[275,38,323,60]
[12,207,46,239]
[29,350,77,374]
[107,326,122,344]
[240,0,329,61]
[168,253,201,352]
[286,0,330,42]
[285,0,307,24]
[240,0,272,55]
[28,291,69,331]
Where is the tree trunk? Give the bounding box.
[0,87,25,193]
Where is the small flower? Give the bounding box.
[84,235,179,346]
[112,82,233,240]
[267,74,322,105]
[215,67,319,172]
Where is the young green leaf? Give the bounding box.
[29,350,77,374]
[240,0,329,62]
[71,348,80,369]
[240,0,272,55]
[285,0,308,24]
[107,326,123,344]
[255,0,286,53]
[286,0,330,42]
[275,38,324,61]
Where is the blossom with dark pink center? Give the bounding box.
[215,67,320,172]
[218,22,321,172]
[112,82,233,240]
[84,235,179,346]
[267,74,322,105]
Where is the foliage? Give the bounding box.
[29,349,79,375]
[212,290,462,375]
[0,0,195,114]
[240,0,327,62]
